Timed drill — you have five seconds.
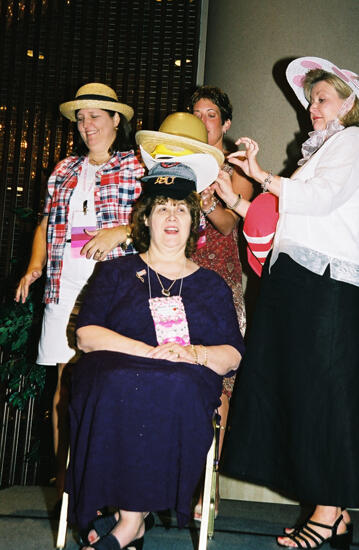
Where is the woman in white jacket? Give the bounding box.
[220,57,359,549]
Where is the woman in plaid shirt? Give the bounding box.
[15,83,144,499]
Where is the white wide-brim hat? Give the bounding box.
[59,82,134,122]
[286,56,359,108]
[140,146,219,193]
[136,112,224,167]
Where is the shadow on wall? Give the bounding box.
[273,57,313,177]
[223,57,313,180]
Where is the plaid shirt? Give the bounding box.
[43,151,144,303]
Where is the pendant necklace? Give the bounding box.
[156,271,177,297]
[88,153,111,166]
[147,252,185,297]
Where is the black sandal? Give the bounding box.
[86,532,144,550]
[89,533,124,550]
[277,514,353,549]
[284,509,353,539]
[80,513,118,546]
[81,513,154,550]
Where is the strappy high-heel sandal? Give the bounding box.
[277,513,353,549]
[284,508,353,538]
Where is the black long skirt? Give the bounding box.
[221,254,359,506]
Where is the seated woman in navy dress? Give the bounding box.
[66,160,244,550]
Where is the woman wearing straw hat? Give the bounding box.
[66,159,244,550]
[221,57,359,548]
[15,83,144,499]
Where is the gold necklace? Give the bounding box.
[88,154,111,166]
[155,271,178,297]
[147,252,186,297]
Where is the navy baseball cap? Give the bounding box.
[142,162,197,199]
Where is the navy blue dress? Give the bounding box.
[66,254,244,531]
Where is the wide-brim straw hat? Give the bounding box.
[59,83,134,122]
[286,56,359,109]
[135,112,224,166]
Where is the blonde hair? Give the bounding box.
[303,69,359,127]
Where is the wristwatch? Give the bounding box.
[203,198,218,216]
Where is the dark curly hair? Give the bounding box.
[131,192,202,257]
[72,109,134,155]
[188,85,233,124]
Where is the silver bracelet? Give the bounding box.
[203,198,218,216]
[261,170,273,192]
[226,195,241,210]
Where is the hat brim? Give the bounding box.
[140,147,219,193]
[136,129,224,167]
[59,99,134,121]
[142,179,196,200]
[286,56,359,109]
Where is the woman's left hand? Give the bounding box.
[81,226,127,261]
[228,137,265,182]
[200,185,216,213]
[212,170,237,206]
[146,343,196,364]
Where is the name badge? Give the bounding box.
[71,210,96,258]
[149,295,190,346]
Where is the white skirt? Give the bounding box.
[37,245,97,365]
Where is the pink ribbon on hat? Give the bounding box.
[287,57,359,105]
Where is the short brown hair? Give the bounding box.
[303,69,359,127]
[188,86,233,124]
[131,192,202,257]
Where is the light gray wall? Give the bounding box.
[204,0,359,175]
[205,1,359,502]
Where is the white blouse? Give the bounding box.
[270,126,359,287]
[66,158,98,240]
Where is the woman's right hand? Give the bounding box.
[228,137,264,182]
[146,343,196,364]
[15,268,43,303]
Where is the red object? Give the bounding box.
[243,193,279,276]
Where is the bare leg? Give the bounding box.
[83,511,146,550]
[52,362,71,498]
[277,505,350,548]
